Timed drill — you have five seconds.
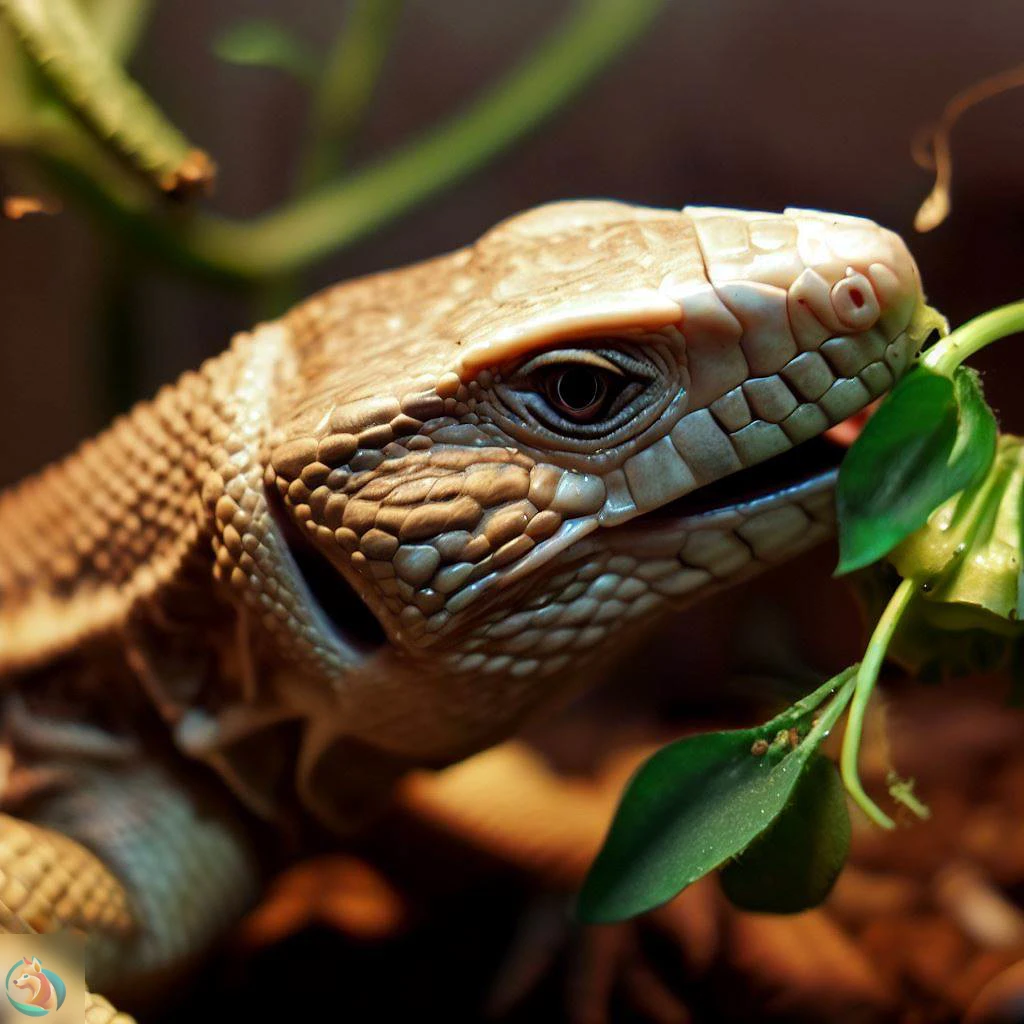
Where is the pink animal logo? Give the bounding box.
[5,957,66,1016]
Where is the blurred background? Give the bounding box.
[2,1,1024,1021]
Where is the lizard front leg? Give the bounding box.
[0,744,261,1019]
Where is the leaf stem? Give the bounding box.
[802,668,859,745]
[767,664,859,734]
[840,577,917,829]
[923,300,1024,376]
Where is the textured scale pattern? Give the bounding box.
[0,201,933,1021]
[0,815,132,936]
[0,338,252,672]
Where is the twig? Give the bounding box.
[0,0,213,197]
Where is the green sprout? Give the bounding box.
[579,300,1024,924]
[835,301,1024,828]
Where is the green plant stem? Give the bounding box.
[299,0,405,191]
[802,668,859,750]
[923,300,1024,376]
[84,0,153,61]
[0,0,209,194]
[840,577,917,829]
[22,0,667,283]
[188,0,668,278]
[772,664,859,730]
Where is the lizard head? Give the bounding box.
[249,201,932,767]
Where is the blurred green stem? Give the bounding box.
[189,0,668,278]
[20,0,667,284]
[0,0,209,193]
[299,0,405,190]
[83,0,153,61]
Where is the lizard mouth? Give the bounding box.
[635,402,874,528]
[264,483,390,654]
[644,432,844,523]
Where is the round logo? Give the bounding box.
[5,958,66,1017]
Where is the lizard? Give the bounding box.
[0,200,933,1021]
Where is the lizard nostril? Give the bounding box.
[831,272,879,330]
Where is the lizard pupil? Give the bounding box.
[546,366,609,421]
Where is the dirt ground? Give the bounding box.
[170,628,1024,1023]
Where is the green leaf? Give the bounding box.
[576,672,855,923]
[212,20,318,84]
[836,366,997,575]
[719,755,850,914]
[948,367,999,498]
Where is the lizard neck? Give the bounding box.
[0,324,291,674]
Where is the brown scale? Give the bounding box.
[0,335,261,673]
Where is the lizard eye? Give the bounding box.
[520,349,635,433]
[541,364,612,422]
[486,340,677,452]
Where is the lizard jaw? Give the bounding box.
[634,431,842,526]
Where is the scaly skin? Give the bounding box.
[0,201,931,1019]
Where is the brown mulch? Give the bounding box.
[169,675,1024,1024]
